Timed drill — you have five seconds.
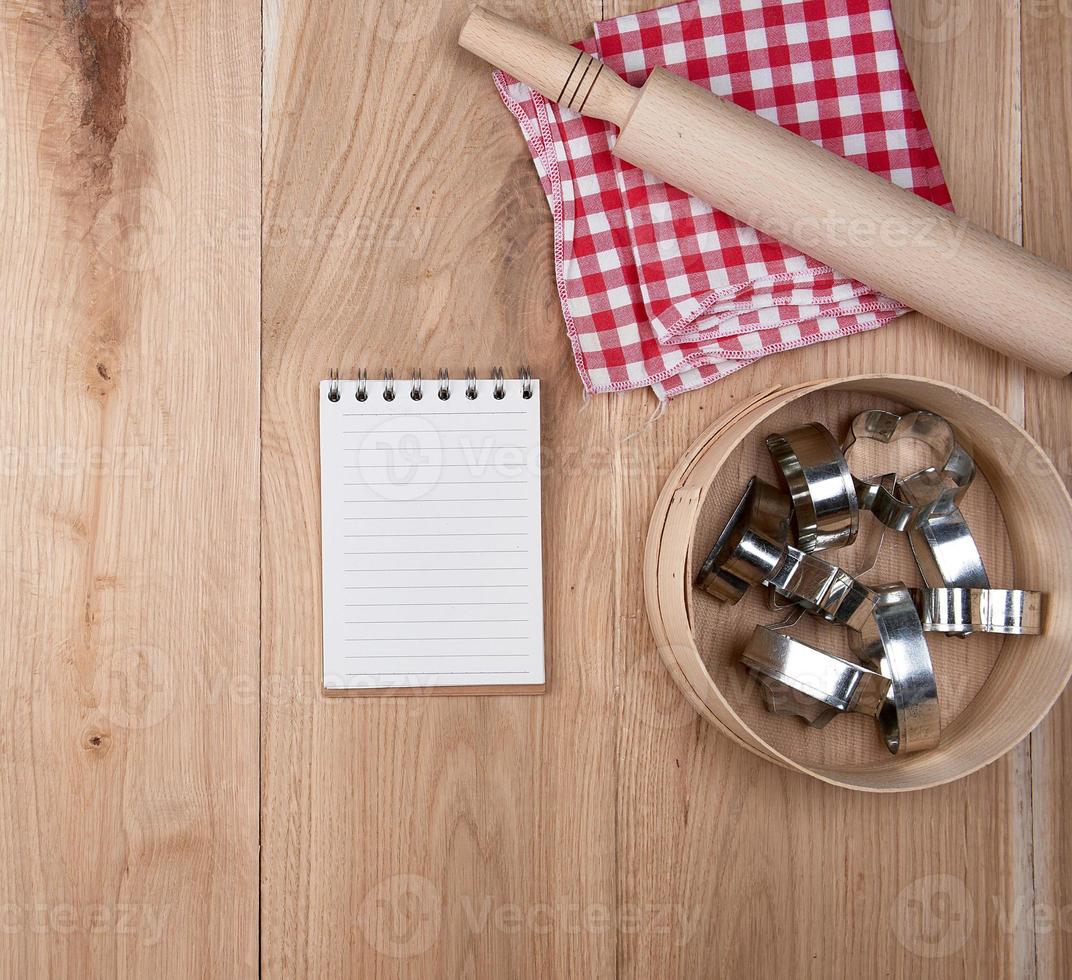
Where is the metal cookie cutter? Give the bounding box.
[695,477,792,603]
[843,410,976,517]
[850,584,941,755]
[695,477,878,631]
[899,475,990,592]
[767,423,859,552]
[911,587,1044,636]
[741,626,891,729]
[767,546,879,632]
[843,409,988,593]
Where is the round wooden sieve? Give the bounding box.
[643,375,1072,792]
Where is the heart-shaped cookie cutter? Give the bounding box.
[843,409,989,596]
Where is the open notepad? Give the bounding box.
[319,372,544,693]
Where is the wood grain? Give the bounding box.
[2,0,1069,974]
[0,0,260,976]
[258,0,1071,974]
[1023,0,1072,976]
[611,0,1044,975]
[261,2,618,976]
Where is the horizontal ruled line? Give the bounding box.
[346,619,529,624]
[342,671,532,676]
[345,532,526,538]
[341,411,528,417]
[343,428,529,435]
[345,584,526,589]
[345,596,525,604]
[347,446,528,452]
[343,515,528,521]
[344,550,528,555]
[343,498,528,504]
[344,463,530,469]
[344,568,527,573]
[343,480,527,484]
[346,640,527,646]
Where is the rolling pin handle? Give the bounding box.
[459,6,637,127]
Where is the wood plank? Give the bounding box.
[611,0,1038,975]
[0,0,260,975]
[3,0,1066,972]
[1022,0,1072,975]
[261,2,618,975]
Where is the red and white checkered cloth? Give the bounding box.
[494,0,952,398]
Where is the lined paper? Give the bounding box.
[319,376,544,691]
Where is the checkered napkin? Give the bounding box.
[494,0,952,398]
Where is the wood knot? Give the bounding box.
[81,724,112,755]
[86,352,118,397]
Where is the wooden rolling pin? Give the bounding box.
[459,7,1072,377]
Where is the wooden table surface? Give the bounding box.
[3,0,1070,975]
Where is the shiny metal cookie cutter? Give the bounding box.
[741,626,891,729]
[695,477,792,603]
[695,477,878,631]
[767,422,859,552]
[843,409,989,593]
[765,471,897,625]
[850,472,915,533]
[767,546,879,632]
[850,584,941,755]
[911,587,1043,636]
[843,409,976,518]
[898,475,990,592]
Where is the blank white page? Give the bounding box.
[319,375,544,692]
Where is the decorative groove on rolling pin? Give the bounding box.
[557,50,586,104]
[578,62,604,113]
[570,57,595,109]
[556,51,606,113]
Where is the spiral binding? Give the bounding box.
[326,368,532,402]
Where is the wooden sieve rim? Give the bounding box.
[643,375,1072,792]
